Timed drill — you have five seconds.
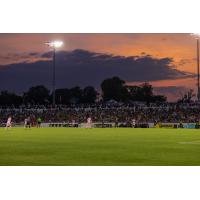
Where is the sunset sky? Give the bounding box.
[0,33,198,101]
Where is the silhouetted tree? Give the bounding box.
[101,77,129,101]
[23,85,50,105]
[151,95,167,103]
[55,88,70,104]
[0,78,167,106]
[138,83,154,103]
[0,91,22,106]
[177,89,195,103]
[69,87,82,104]
[127,83,166,103]
[82,86,98,103]
[127,85,142,101]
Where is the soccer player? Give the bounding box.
[24,117,27,128]
[179,120,183,128]
[5,115,12,130]
[86,117,92,128]
[72,119,76,127]
[24,116,31,129]
[132,118,136,128]
[114,117,118,128]
[37,117,42,128]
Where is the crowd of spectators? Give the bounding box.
[1,102,200,125]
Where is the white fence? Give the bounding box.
[0,122,198,129]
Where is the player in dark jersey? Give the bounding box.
[24,116,31,128]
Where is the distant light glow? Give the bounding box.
[48,41,63,48]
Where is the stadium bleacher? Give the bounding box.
[1,103,200,128]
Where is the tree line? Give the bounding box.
[0,77,167,106]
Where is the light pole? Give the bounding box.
[197,38,200,101]
[191,34,200,101]
[46,41,63,106]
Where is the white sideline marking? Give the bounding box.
[178,141,200,145]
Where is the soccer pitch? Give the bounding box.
[1,127,200,166]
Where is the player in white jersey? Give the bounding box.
[5,116,12,130]
[86,117,92,128]
[24,118,27,128]
[132,118,136,128]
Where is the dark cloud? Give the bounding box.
[28,52,41,57]
[0,49,195,93]
[178,58,194,66]
[0,52,41,62]
[41,51,53,58]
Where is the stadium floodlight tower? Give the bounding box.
[45,41,63,107]
[191,33,200,101]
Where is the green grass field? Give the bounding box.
[1,127,200,166]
